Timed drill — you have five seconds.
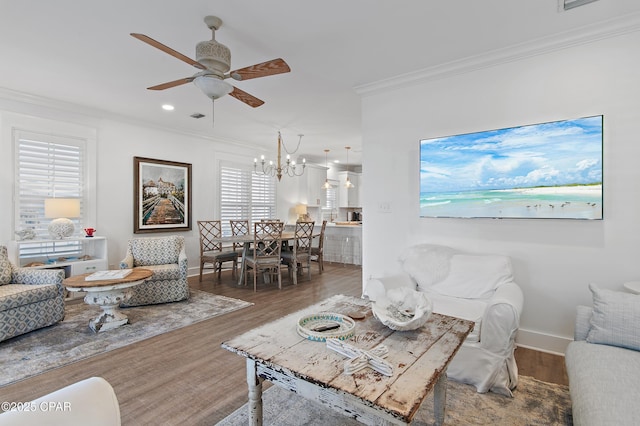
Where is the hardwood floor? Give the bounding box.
[0,263,567,425]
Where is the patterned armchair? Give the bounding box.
[119,236,189,307]
[0,246,65,342]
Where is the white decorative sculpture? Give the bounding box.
[326,338,393,376]
[369,286,433,331]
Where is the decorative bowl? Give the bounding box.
[371,287,433,331]
[297,312,356,342]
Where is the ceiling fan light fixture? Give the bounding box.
[193,75,233,99]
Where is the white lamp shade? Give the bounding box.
[45,198,80,239]
[45,198,80,219]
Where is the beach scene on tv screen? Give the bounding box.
[420,115,603,219]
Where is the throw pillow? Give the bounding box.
[428,254,513,299]
[0,246,13,285]
[399,244,457,291]
[587,283,640,351]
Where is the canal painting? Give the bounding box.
[134,157,192,233]
[420,115,603,220]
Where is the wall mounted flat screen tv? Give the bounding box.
[420,115,603,219]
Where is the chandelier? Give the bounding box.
[254,131,305,181]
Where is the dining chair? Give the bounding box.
[281,221,315,285]
[244,221,284,291]
[310,220,327,274]
[197,220,239,282]
[230,219,250,255]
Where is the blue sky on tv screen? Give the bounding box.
[420,116,603,193]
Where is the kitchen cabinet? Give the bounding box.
[303,165,327,207]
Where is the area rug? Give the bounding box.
[0,290,252,387]
[217,375,572,426]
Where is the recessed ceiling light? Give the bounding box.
[162,104,175,111]
[334,160,340,163]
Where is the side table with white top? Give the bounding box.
[64,268,152,332]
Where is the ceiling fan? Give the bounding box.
[131,15,291,113]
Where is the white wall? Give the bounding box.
[0,96,306,275]
[361,29,640,354]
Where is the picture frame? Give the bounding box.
[133,156,192,233]
[420,115,603,220]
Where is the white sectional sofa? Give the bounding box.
[565,284,640,426]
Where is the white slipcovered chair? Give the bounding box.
[366,244,523,396]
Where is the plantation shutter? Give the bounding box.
[14,130,86,257]
[219,163,277,235]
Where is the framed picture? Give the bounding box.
[420,115,603,220]
[133,156,192,233]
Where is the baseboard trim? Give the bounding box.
[516,329,572,356]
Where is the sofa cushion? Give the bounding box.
[131,237,181,267]
[587,283,640,351]
[425,291,486,343]
[565,340,640,426]
[429,254,513,299]
[0,246,12,285]
[0,284,60,312]
[138,264,182,281]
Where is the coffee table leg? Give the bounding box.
[84,288,133,333]
[246,359,263,425]
[433,368,447,426]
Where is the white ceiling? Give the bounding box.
[1,0,638,166]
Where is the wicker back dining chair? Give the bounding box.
[281,220,315,285]
[197,220,239,282]
[244,221,284,291]
[310,220,327,274]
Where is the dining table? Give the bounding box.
[212,230,320,286]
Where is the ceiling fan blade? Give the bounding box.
[229,58,291,81]
[131,33,206,70]
[147,77,194,91]
[229,86,265,108]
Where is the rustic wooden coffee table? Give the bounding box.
[222,294,473,425]
[64,268,152,333]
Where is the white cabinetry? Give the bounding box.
[303,165,327,207]
[9,236,109,277]
[338,171,361,207]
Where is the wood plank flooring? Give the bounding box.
[0,263,567,425]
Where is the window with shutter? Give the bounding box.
[219,163,277,235]
[14,130,87,258]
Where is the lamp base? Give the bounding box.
[48,218,75,239]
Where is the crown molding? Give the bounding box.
[0,86,254,149]
[355,11,640,96]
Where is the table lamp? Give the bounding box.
[295,204,308,221]
[45,198,80,239]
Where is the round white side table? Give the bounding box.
[623,281,640,294]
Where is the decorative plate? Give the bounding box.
[297,312,356,342]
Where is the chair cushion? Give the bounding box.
[139,264,182,281]
[429,254,513,299]
[425,291,486,342]
[0,284,60,312]
[131,237,181,266]
[0,246,12,285]
[586,283,640,351]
